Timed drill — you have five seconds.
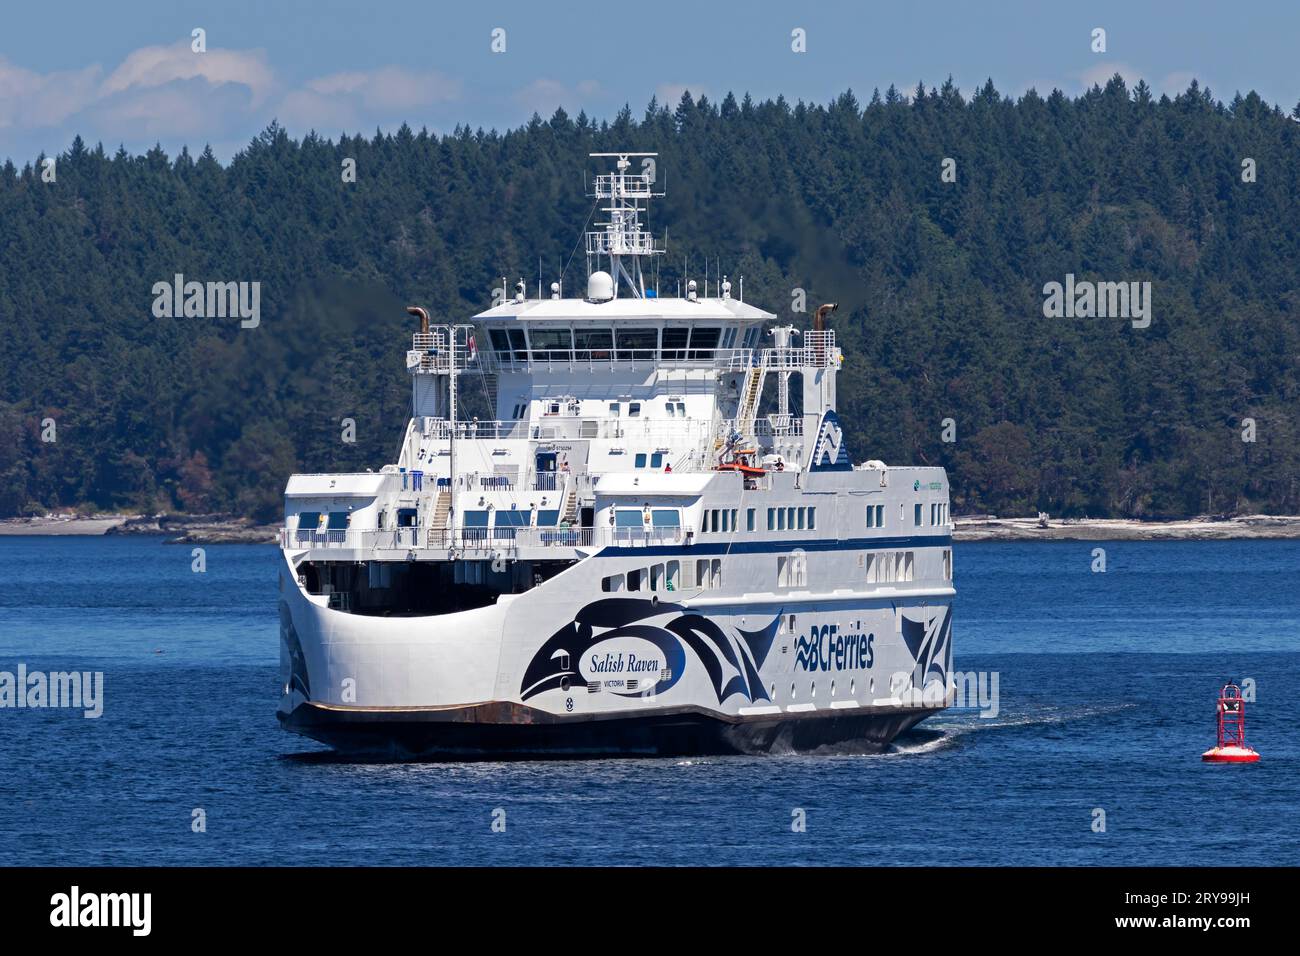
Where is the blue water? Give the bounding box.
[0,536,1296,866]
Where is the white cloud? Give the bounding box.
[0,57,103,130]
[0,41,472,160]
[100,42,276,106]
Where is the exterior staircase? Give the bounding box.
[715,359,767,454]
[431,491,451,529]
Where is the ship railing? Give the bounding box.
[420,416,714,444]
[423,419,529,440]
[606,526,687,547]
[410,333,481,373]
[281,524,687,553]
[425,528,513,554]
[484,347,756,374]
[513,527,596,548]
[422,526,595,551]
[281,528,425,551]
[716,417,804,438]
[719,339,839,372]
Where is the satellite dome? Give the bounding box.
[587,270,614,301]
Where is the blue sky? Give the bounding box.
[1,0,1296,164]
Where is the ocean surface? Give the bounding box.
[0,535,1296,866]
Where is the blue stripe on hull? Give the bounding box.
[600,533,951,557]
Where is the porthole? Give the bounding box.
[560,677,571,692]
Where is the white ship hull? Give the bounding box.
[277,529,954,758]
[276,151,955,759]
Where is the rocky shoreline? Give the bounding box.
[952,514,1300,541]
[0,513,278,544]
[5,512,1300,544]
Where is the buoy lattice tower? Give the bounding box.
[1201,682,1260,763]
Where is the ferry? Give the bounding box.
[277,152,955,758]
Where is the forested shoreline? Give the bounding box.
[3,77,1298,521]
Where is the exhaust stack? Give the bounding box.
[406,306,430,335]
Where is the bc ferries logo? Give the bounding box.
[519,599,782,704]
[794,625,874,672]
[810,410,852,471]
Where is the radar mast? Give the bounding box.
[585,152,664,298]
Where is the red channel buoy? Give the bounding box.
[1201,682,1260,763]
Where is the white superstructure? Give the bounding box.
[277,153,955,758]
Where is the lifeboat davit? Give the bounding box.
[1201,682,1260,763]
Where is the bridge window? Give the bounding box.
[687,327,720,359]
[297,511,321,530]
[662,327,690,360]
[650,452,664,468]
[635,453,647,468]
[575,328,613,360]
[326,511,351,531]
[615,328,657,360]
[530,328,572,360]
[488,327,527,361]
